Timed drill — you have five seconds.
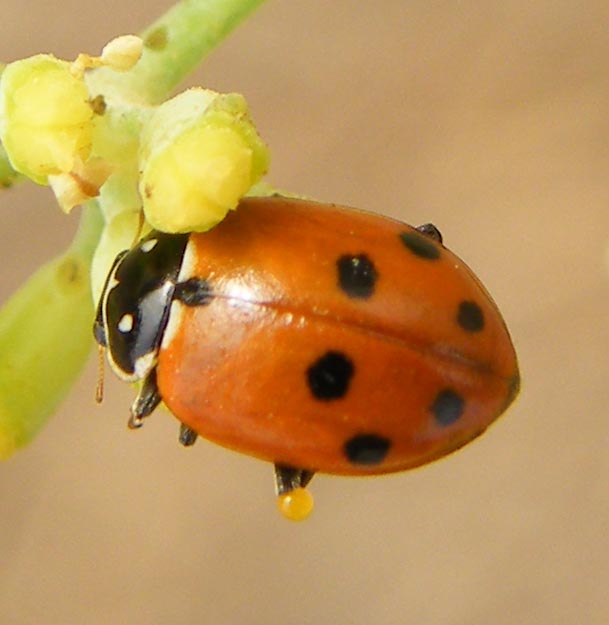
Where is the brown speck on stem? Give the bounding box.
[144,26,169,51]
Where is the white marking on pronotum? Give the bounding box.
[141,238,158,253]
[161,300,185,350]
[160,236,193,350]
[118,313,134,333]
[177,237,197,282]
[107,274,120,292]
[134,352,156,380]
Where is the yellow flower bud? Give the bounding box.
[0,55,94,184]
[139,88,269,233]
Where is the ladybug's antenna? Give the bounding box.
[95,344,106,404]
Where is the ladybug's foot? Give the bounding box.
[128,369,161,429]
[274,464,315,521]
[178,424,198,446]
[415,223,443,243]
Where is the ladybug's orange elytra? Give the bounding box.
[94,196,519,515]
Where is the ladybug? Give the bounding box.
[94,196,519,520]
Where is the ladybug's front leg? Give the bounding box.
[128,368,161,429]
[274,464,316,521]
[127,367,198,447]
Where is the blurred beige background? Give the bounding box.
[1,1,608,624]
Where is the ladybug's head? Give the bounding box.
[93,232,189,382]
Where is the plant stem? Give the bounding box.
[70,200,105,260]
[90,0,269,104]
[0,203,103,458]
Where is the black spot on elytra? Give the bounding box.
[344,434,391,465]
[415,223,443,244]
[337,254,378,299]
[457,300,485,333]
[307,351,354,400]
[174,278,214,306]
[399,230,441,260]
[431,389,465,426]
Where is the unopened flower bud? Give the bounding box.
[0,55,94,184]
[139,88,269,233]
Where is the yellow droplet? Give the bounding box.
[277,488,314,521]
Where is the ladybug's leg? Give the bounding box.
[415,223,443,243]
[128,368,161,429]
[274,464,315,494]
[178,424,198,446]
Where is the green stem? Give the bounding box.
[70,200,105,259]
[0,203,103,458]
[89,0,268,104]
